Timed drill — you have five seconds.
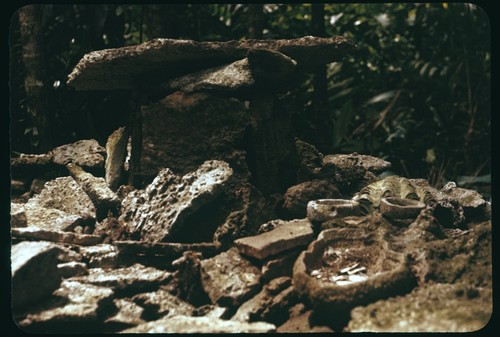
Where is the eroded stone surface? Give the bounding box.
[51,139,106,169]
[16,202,84,232]
[12,227,102,246]
[235,218,314,260]
[347,282,492,332]
[120,315,276,333]
[57,261,89,278]
[119,160,233,242]
[283,180,342,218]
[104,298,146,329]
[105,127,129,191]
[132,288,195,319]
[200,247,261,307]
[323,153,391,174]
[67,36,357,91]
[10,202,27,227]
[12,241,65,310]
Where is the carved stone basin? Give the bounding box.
[380,197,425,220]
[306,199,361,223]
[293,226,416,323]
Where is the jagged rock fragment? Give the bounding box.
[51,139,106,169]
[105,127,129,190]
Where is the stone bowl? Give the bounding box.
[293,227,416,323]
[379,197,425,220]
[306,199,360,223]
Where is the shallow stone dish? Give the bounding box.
[379,197,425,220]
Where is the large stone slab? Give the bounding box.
[11,241,65,310]
[119,160,233,242]
[50,139,106,169]
[14,202,84,232]
[120,315,276,333]
[199,247,261,307]
[138,92,248,178]
[67,36,357,91]
[234,218,314,260]
[12,227,102,246]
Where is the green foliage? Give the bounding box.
[11,3,490,186]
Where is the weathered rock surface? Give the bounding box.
[132,288,195,319]
[104,298,146,329]
[283,180,342,218]
[138,92,248,179]
[200,247,261,307]
[277,310,335,333]
[17,280,115,333]
[120,314,276,333]
[26,176,96,223]
[10,202,27,227]
[57,261,88,278]
[261,248,302,282]
[67,163,120,220]
[235,218,314,260]
[13,203,83,232]
[10,153,54,177]
[70,264,171,294]
[79,244,118,269]
[322,153,392,174]
[51,139,106,169]
[12,227,102,246]
[12,241,66,310]
[232,276,297,324]
[120,160,233,242]
[105,127,129,190]
[347,282,492,332]
[67,36,357,91]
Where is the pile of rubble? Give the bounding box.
[10,36,492,333]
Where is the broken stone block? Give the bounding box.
[234,218,314,260]
[283,180,342,218]
[10,153,55,178]
[120,315,276,333]
[17,280,115,333]
[322,153,392,174]
[10,203,27,227]
[12,227,102,246]
[67,36,357,91]
[164,48,296,96]
[261,248,302,282]
[347,283,492,332]
[57,261,88,278]
[138,91,248,179]
[26,176,96,224]
[200,247,261,307]
[79,244,118,269]
[104,298,146,330]
[232,276,296,324]
[70,263,171,294]
[16,202,84,232]
[119,160,233,242]
[105,126,129,191]
[132,288,195,320]
[66,163,120,220]
[11,241,65,310]
[50,139,106,169]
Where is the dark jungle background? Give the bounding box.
[9,3,491,193]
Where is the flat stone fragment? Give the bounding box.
[119,160,233,242]
[67,163,120,220]
[12,227,102,246]
[79,244,118,268]
[323,153,392,173]
[105,126,129,191]
[17,280,115,332]
[347,283,492,332]
[261,248,302,282]
[11,241,65,310]
[50,139,106,169]
[200,247,261,307]
[26,176,96,222]
[57,261,88,278]
[70,263,171,292]
[17,202,84,232]
[115,240,219,260]
[67,36,357,91]
[120,315,276,333]
[235,218,314,260]
[132,288,195,319]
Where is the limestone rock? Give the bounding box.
[323,153,392,174]
[347,283,492,332]
[283,180,342,218]
[12,227,102,246]
[11,241,65,310]
[105,126,129,190]
[67,36,357,91]
[79,244,119,269]
[10,153,54,177]
[67,163,120,220]
[138,92,248,179]
[15,203,84,232]
[70,264,171,293]
[119,160,233,242]
[235,218,314,260]
[200,247,261,307]
[51,139,106,169]
[17,280,115,333]
[132,288,195,319]
[120,314,276,333]
[26,176,96,224]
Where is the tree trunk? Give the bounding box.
[311,3,329,151]
[247,4,264,39]
[18,5,52,152]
